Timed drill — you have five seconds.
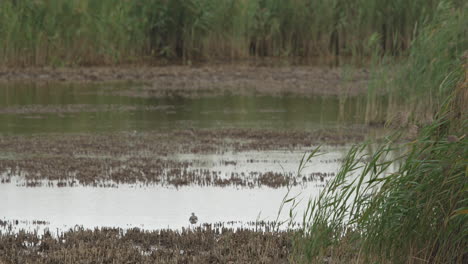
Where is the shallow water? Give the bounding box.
[0,147,345,232]
[0,183,318,233]
[0,82,370,134]
[169,146,345,179]
[0,82,382,232]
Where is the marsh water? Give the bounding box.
[0,82,384,232]
[0,83,370,134]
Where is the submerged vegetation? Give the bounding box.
[293,4,467,263]
[0,0,464,66]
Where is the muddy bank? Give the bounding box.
[0,227,292,264]
[0,162,335,188]
[0,65,369,97]
[0,128,366,155]
[0,104,173,115]
[0,128,363,187]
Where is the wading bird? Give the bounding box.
[189,213,198,224]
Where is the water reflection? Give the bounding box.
[0,184,319,232]
[0,82,374,134]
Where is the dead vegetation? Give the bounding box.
[0,128,361,187]
[0,227,292,263]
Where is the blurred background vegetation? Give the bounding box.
[0,0,465,66]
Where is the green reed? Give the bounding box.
[0,0,462,66]
[292,3,467,262]
[365,2,467,126]
[294,95,466,262]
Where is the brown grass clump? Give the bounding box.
[0,227,292,263]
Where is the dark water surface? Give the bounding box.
[0,82,369,134]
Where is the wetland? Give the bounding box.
[1,1,465,262]
[1,64,384,263]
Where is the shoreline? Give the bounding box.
[0,64,369,97]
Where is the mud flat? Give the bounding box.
[0,104,171,114]
[0,64,369,97]
[0,129,365,187]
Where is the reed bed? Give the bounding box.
[0,0,462,66]
[294,97,467,263]
[293,4,467,263]
[365,3,467,126]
